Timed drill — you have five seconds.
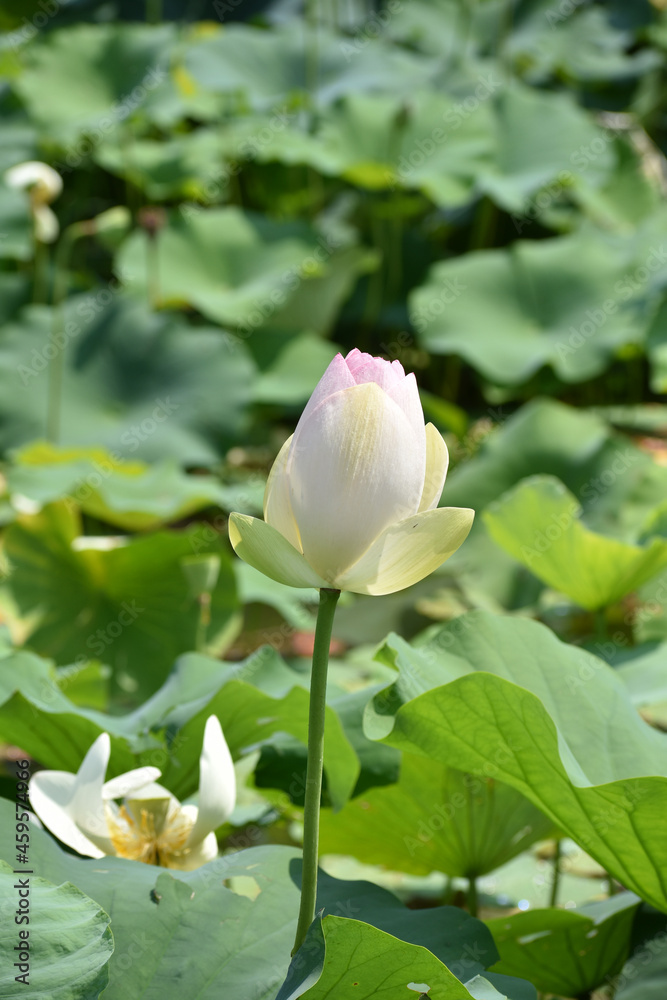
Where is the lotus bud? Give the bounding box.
[229,349,474,595]
[5,160,63,244]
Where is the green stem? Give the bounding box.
[468,196,498,251]
[595,607,608,642]
[549,839,562,908]
[32,238,49,304]
[195,592,211,653]
[48,221,88,443]
[467,875,478,918]
[146,234,161,309]
[292,588,341,955]
[363,210,384,326]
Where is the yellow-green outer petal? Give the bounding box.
[263,434,302,552]
[335,506,475,595]
[418,423,449,512]
[229,512,328,589]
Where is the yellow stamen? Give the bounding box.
[105,800,196,866]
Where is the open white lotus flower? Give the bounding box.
[5,160,63,243]
[29,716,235,870]
[229,349,474,595]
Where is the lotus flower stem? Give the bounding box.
[292,586,340,955]
[48,221,88,442]
[32,238,49,304]
[467,875,478,918]
[549,838,562,908]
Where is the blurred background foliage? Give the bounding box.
[2,2,667,993]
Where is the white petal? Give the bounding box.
[263,434,301,551]
[418,423,449,512]
[33,204,59,243]
[186,716,236,849]
[103,767,162,800]
[229,512,329,589]
[385,371,427,464]
[69,734,114,852]
[335,506,475,595]
[298,353,356,426]
[126,781,173,802]
[29,770,106,858]
[346,354,404,391]
[288,382,425,580]
[5,160,62,200]
[169,830,219,871]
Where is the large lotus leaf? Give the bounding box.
[5,442,227,531]
[442,399,667,541]
[0,118,38,174]
[0,272,30,323]
[476,83,615,212]
[386,0,491,56]
[320,90,494,205]
[234,562,317,630]
[552,137,661,236]
[254,692,399,808]
[277,914,529,1000]
[258,246,379,338]
[486,893,640,997]
[115,206,342,328]
[0,861,113,1000]
[13,22,175,142]
[320,752,555,878]
[388,0,655,85]
[137,652,360,810]
[614,644,667,708]
[410,230,656,385]
[214,84,605,214]
[3,502,240,699]
[309,867,500,975]
[0,800,506,1000]
[251,333,339,405]
[184,22,438,110]
[0,644,357,810]
[504,1,660,85]
[237,90,493,206]
[93,128,231,200]
[616,905,667,999]
[366,610,667,912]
[483,475,667,610]
[441,401,667,617]
[0,298,256,462]
[0,177,33,260]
